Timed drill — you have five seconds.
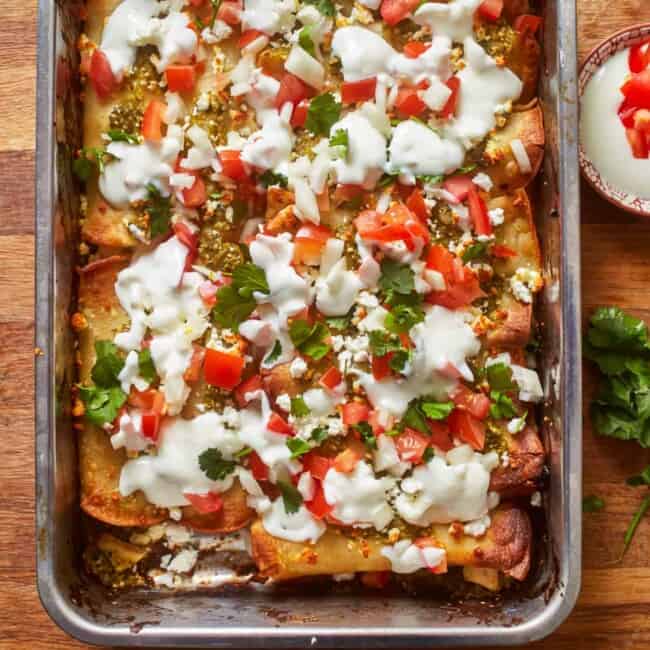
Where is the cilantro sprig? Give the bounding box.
[198,448,237,481]
[305,93,341,136]
[402,397,453,434]
[289,319,330,360]
[145,184,172,238]
[212,263,270,331]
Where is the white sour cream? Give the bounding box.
[581,47,650,199]
[261,498,326,543]
[414,0,481,43]
[381,539,446,573]
[315,238,364,316]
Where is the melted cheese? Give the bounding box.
[381,540,446,573]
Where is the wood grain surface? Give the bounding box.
[1,1,650,648]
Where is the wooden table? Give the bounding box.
[2,1,650,648]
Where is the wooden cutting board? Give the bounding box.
[1,1,650,648]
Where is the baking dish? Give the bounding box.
[35,0,582,645]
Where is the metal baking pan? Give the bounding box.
[35,0,582,645]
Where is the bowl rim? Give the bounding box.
[579,22,650,217]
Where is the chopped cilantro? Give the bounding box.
[198,448,237,481]
[73,147,107,181]
[78,385,126,427]
[145,184,172,238]
[385,303,424,334]
[91,341,124,388]
[277,480,303,514]
[355,421,377,450]
[377,173,400,188]
[212,263,269,330]
[259,170,288,188]
[291,396,310,418]
[368,330,403,358]
[232,263,270,297]
[422,446,435,462]
[326,313,351,331]
[286,437,312,459]
[417,174,444,185]
[329,128,349,159]
[379,259,414,296]
[106,129,139,144]
[401,397,453,433]
[402,401,429,434]
[456,164,478,174]
[310,426,329,443]
[305,93,341,136]
[489,391,518,419]
[420,400,454,420]
[462,242,487,263]
[486,362,515,391]
[265,340,283,364]
[389,348,411,373]
[138,348,156,383]
[234,447,253,458]
[289,319,330,360]
[298,24,316,57]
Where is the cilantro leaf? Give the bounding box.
[265,340,283,364]
[582,495,605,512]
[106,129,139,144]
[377,173,400,188]
[138,348,156,383]
[486,362,515,391]
[389,348,411,373]
[385,303,424,334]
[329,128,349,159]
[277,480,303,514]
[326,314,351,331]
[379,259,414,296]
[198,448,237,481]
[259,170,288,188]
[305,93,341,136]
[303,0,335,17]
[286,437,312,459]
[420,400,454,420]
[73,147,107,181]
[627,465,650,487]
[212,263,269,330]
[289,319,330,360]
[422,446,435,462]
[587,307,650,355]
[232,263,269,298]
[78,385,127,427]
[91,341,125,388]
[462,242,487,263]
[418,174,445,185]
[291,396,310,418]
[298,24,316,57]
[146,184,172,238]
[402,401,429,434]
[368,330,403,358]
[355,421,377,450]
[311,426,329,443]
[489,391,518,419]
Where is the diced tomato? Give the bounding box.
[184,492,223,514]
[173,221,198,252]
[629,41,650,73]
[305,482,333,519]
[395,87,426,117]
[290,99,309,128]
[333,447,362,473]
[439,76,460,119]
[634,108,650,133]
[275,73,312,109]
[626,127,649,158]
[342,401,370,427]
[443,175,474,203]
[333,184,365,205]
[89,49,117,100]
[341,77,377,104]
[128,388,164,411]
[199,280,218,307]
[320,366,343,391]
[181,173,207,208]
[513,14,542,35]
[234,374,263,407]
[492,244,518,258]
[301,452,332,481]
[406,188,428,221]
[414,537,448,574]
[380,0,420,26]
[448,409,486,451]
[203,348,244,389]
[426,265,484,309]
[621,69,650,109]
[248,450,269,481]
[426,244,456,275]
[394,428,430,464]
[619,104,639,128]
[141,99,166,142]
[467,186,492,236]
[477,0,503,21]
[216,0,242,25]
[238,29,264,49]
[428,421,454,452]
[267,412,294,436]
[293,224,332,265]
[165,65,196,93]
[219,150,248,181]
[141,411,161,441]
[403,41,429,58]
[369,411,393,436]
[451,384,491,420]
[355,203,428,248]
[189,0,205,5]
[371,354,392,381]
[183,344,205,383]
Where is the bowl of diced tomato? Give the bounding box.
[580,24,650,216]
